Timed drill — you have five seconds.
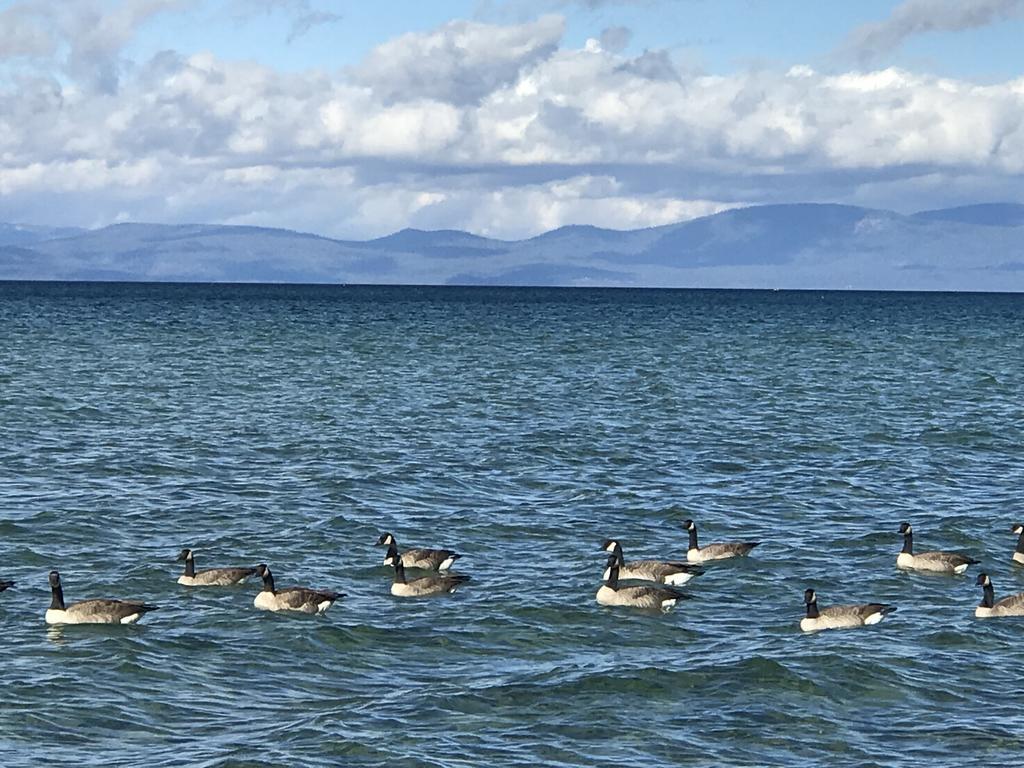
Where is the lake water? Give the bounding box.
[1,282,1023,766]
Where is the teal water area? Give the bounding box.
[1,282,1023,766]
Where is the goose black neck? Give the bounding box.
[615,549,625,567]
[688,527,698,551]
[184,557,195,578]
[50,584,65,611]
[981,583,995,609]
[393,560,407,585]
[605,565,620,590]
[261,571,276,593]
[901,533,913,555]
[805,600,819,619]
[1016,532,1024,555]
[386,542,399,560]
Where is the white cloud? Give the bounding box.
[1,11,1024,238]
[350,15,564,105]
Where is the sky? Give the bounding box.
[1,0,1023,239]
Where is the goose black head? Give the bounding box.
[376,533,395,547]
[683,519,696,531]
[803,588,817,605]
[600,539,621,554]
[898,522,912,535]
[48,570,62,589]
[976,572,991,587]
[255,564,271,578]
[176,548,193,562]
[1013,524,1024,535]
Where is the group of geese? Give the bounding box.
[1,532,468,625]
[595,520,1024,631]
[4,521,1024,630]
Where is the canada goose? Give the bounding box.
[800,588,896,632]
[0,580,12,593]
[896,522,978,574]
[376,532,460,571]
[176,548,256,586]
[386,552,470,597]
[252,564,342,615]
[600,539,703,585]
[596,555,691,611]
[44,570,158,625]
[974,573,1024,618]
[1012,524,1024,565]
[682,519,759,563]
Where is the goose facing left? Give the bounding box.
[387,553,470,597]
[800,588,896,633]
[682,519,760,563]
[1012,524,1024,565]
[975,573,1024,618]
[252,564,343,615]
[376,532,460,571]
[896,522,978,574]
[600,539,703,585]
[44,570,159,625]
[596,555,691,612]
[176,548,257,587]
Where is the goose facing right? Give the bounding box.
[596,555,691,612]
[682,519,759,563]
[600,539,704,585]
[44,570,159,625]
[1012,524,1024,565]
[975,573,1024,618]
[387,552,470,597]
[176,548,257,587]
[253,564,343,615]
[896,523,978,574]
[800,588,896,632]
[376,532,460,571]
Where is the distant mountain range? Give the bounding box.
[3,202,1024,290]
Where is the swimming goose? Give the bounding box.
[1012,524,1024,565]
[896,522,978,574]
[682,519,759,563]
[376,532,460,571]
[800,588,895,632]
[44,570,158,625]
[0,580,12,592]
[595,555,691,611]
[252,564,342,615]
[386,552,470,597]
[176,548,257,587]
[600,539,704,585]
[974,573,1024,618]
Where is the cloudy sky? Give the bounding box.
[1,0,1023,239]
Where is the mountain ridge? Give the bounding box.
[3,202,1024,290]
